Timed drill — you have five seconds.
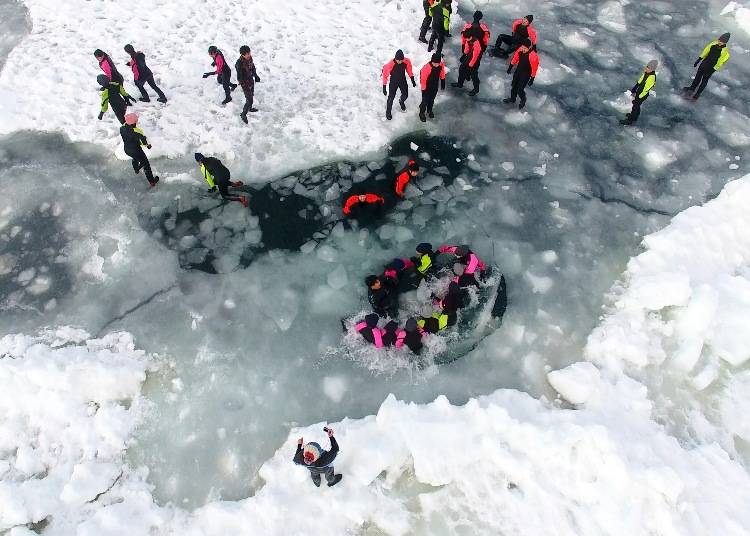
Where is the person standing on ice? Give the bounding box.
[94,49,125,85]
[419,53,446,122]
[452,26,484,96]
[294,427,343,487]
[504,39,539,109]
[203,46,237,105]
[124,44,168,103]
[620,60,657,126]
[461,11,490,50]
[120,113,159,187]
[683,33,730,101]
[427,0,451,55]
[394,159,420,197]
[492,15,536,58]
[382,50,416,120]
[235,45,261,124]
[194,153,249,207]
[419,0,438,43]
[97,74,132,124]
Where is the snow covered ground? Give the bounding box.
[3,0,750,533]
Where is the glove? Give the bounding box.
[694,58,701,67]
[528,77,534,86]
[410,76,416,87]
[254,75,261,82]
[97,112,104,120]
[383,85,387,95]
[440,78,446,90]
[507,65,513,74]
[202,72,212,78]
[207,186,217,192]
[146,144,152,149]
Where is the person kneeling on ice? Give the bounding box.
[504,39,539,110]
[394,160,420,198]
[203,46,238,105]
[194,153,249,207]
[621,60,657,126]
[294,427,343,487]
[366,275,398,318]
[343,193,385,217]
[97,74,133,124]
[395,317,424,354]
[120,113,159,187]
[439,244,486,277]
[411,242,436,277]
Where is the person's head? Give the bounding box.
[430,52,442,66]
[124,44,135,56]
[394,49,404,64]
[718,32,730,45]
[455,245,470,258]
[405,317,418,333]
[239,45,251,58]
[519,38,532,53]
[96,74,110,88]
[408,160,420,176]
[357,194,367,202]
[473,10,483,22]
[365,275,381,289]
[94,49,105,60]
[416,242,433,256]
[208,45,218,57]
[645,59,658,73]
[194,152,205,165]
[365,313,379,328]
[523,15,534,26]
[388,258,405,272]
[124,113,138,126]
[302,443,322,465]
[452,263,465,276]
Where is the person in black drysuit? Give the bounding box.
[419,0,433,43]
[683,33,731,100]
[94,49,125,85]
[236,45,261,123]
[203,46,237,104]
[401,318,424,354]
[504,39,537,109]
[452,263,480,289]
[194,153,249,207]
[493,15,534,58]
[120,113,159,187]
[365,274,398,318]
[453,25,484,96]
[419,53,446,122]
[293,428,343,487]
[427,0,450,55]
[97,74,130,124]
[382,50,416,120]
[124,44,167,103]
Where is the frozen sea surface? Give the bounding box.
[2,0,750,533]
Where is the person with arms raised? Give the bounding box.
[293,427,343,487]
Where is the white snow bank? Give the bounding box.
[547,362,601,405]
[721,2,750,33]
[0,329,152,532]
[586,174,750,377]
[0,0,444,179]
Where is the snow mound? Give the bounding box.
[721,2,750,33]
[0,0,442,179]
[586,174,750,379]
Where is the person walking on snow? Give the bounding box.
[124,44,167,103]
[683,33,730,101]
[419,0,438,43]
[382,50,416,120]
[493,15,537,58]
[293,427,343,488]
[94,49,125,85]
[120,113,159,187]
[620,60,657,125]
[428,0,451,55]
[97,74,133,124]
[419,53,446,122]
[461,11,490,50]
[203,46,237,105]
[504,39,539,109]
[452,26,484,96]
[236,45,261,124]
[194,153,249,207]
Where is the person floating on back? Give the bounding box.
[382,50,416,120]
[120,113,159,187]
[621,60,657,125]
[394,159,420,197]
[419,53,446,122]
[493,15,536,58]
[94,49,125,85]
[452,25,484,96]
[236,45,261,124]
[97,74,132,124]
[343,193,385,217]
[293,427,343,488]
[194,153,249,207]
[683,33,730,101]
[504,39,539,109]
[203,46,238,105]
[124,44,167,103]
[427,0,451,55]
